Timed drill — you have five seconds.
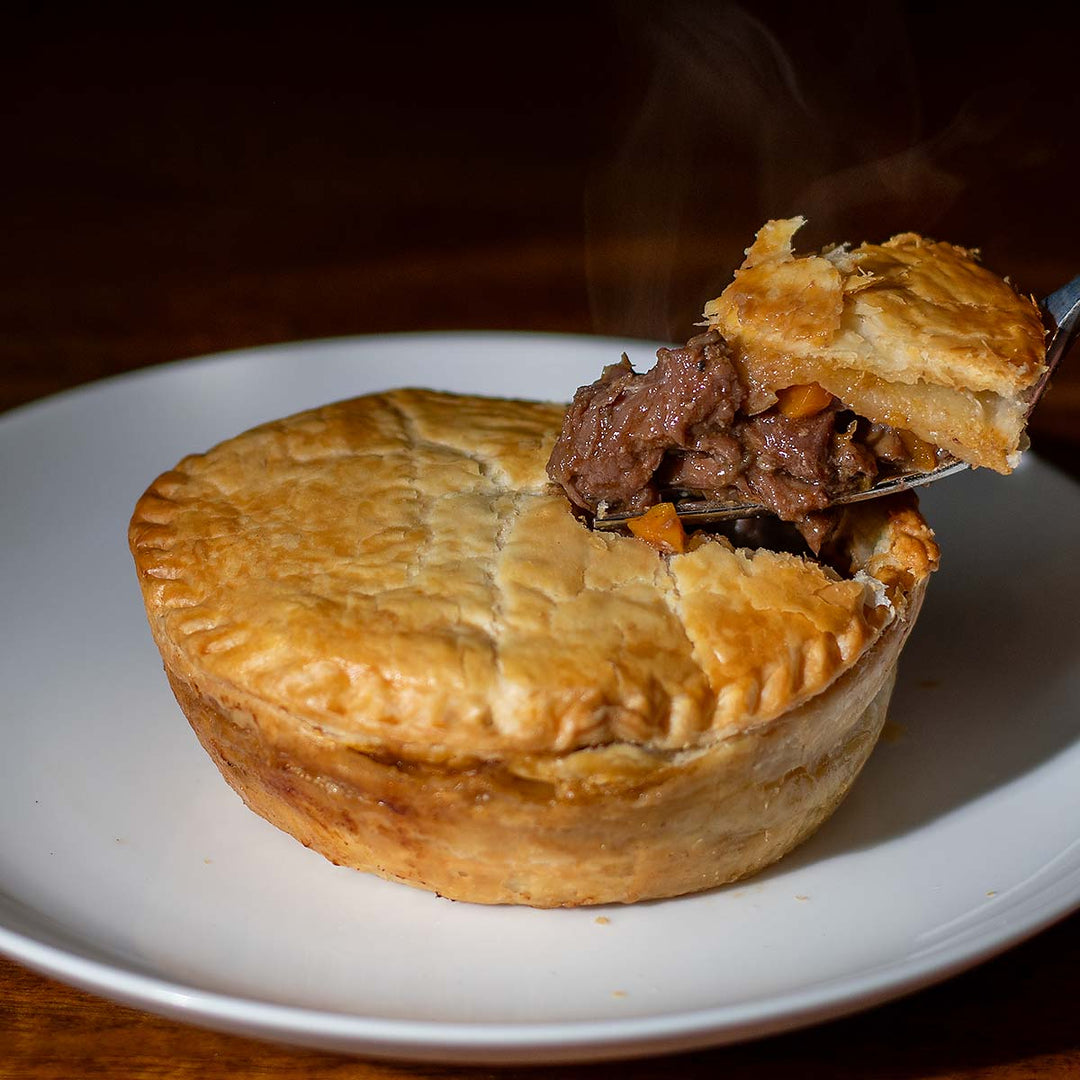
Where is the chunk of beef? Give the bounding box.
[545,330,744,513]
[546,328,920,551]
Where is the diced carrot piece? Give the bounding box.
[898,429,939,472]
[776,383,834,419]
[627,502,687,554]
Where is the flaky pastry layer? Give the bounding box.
[703,217,1046,472]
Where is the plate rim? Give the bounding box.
[0,328,660,425]
[3,890,1077,1064]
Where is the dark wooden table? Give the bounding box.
[2,7,1078,1077]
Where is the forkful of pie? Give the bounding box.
[547,217,1075,549]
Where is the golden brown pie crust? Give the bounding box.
[703,217,1046,472]
[130,388,938,906]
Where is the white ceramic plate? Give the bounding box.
[2,333,1079,1065]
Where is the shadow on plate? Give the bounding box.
[755,459,1080,878]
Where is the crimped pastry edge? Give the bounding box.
[160,577,925,906]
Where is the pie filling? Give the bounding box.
[546,329,946,552]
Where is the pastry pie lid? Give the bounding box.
[130,387,939,770]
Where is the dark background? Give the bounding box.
[3,3,1079,1077]
[4,3,1079,430]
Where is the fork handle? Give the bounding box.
[1038,276,1080,403]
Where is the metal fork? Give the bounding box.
[593,276,1080,530]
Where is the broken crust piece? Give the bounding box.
[702,216,1047,473]
[130,389,938,906]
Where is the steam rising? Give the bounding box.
[585,2,988,342]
